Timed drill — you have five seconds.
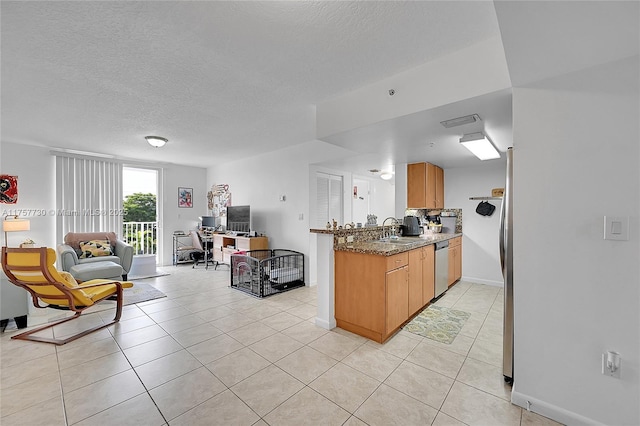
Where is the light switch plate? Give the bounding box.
[604,216,629,241]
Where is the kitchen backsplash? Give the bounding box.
[405,208,463,233]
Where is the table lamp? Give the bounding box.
[2,216,31,247]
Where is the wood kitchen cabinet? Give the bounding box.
[422,245,435,304]
[335,244,437,343]
[448,236,462,286]
[408,249,424,316]
[386,266,409,334]
[407,162,444,209]
[408,245,435,315]
[335,250,409,343]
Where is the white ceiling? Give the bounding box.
[2,1,638,172]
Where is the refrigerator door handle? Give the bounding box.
[499,191,506,278]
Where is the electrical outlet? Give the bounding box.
[347,235,354,243]
[337,237,345,244]
[298,213,304,220]
[602,352,621,378]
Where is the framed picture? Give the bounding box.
[0,175,18,204]
[178,187,193,208]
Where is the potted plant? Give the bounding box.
[20,238,35,248]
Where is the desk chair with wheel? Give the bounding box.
[190,230,219,270]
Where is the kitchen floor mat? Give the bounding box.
[403,305,470,344]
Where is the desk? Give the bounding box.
[209,233,269,265]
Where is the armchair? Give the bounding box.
[57,232,133,281]
[1,247,133,345]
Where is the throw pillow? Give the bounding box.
[78,240,114,258]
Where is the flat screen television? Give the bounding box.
[226,205,250,234]
[201,216,216,229]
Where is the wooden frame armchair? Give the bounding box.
[1,247,133,345]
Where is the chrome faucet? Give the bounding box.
[382,217,399,239]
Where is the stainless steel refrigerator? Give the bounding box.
[500,147,514,383]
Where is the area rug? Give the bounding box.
[128,269,170,280]
[122,282,167,306]
[403,305,470,344]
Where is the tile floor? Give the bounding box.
[0,266,562,426]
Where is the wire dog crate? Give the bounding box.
[230,249,305,297]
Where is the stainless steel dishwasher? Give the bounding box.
[434,240,449,298]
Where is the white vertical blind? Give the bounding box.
[55,155,123,242]
[316,172,343,227]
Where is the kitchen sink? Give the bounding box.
[375,237,422,245]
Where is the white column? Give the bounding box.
[313,232,336,330]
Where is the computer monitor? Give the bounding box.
[201,216,216,229]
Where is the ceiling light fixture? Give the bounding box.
[380,172,393,180]
[460,132,500,160]
[145,136,168,148]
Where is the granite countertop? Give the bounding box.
[335,233,462,256]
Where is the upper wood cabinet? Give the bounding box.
[407,162,444,209]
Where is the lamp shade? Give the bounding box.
[145,136,168,148]
[460,132,500,160]
[2,218,30,232]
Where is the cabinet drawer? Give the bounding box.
[386,252,408,271]
[449,236,462,247]
[236,238,250,250]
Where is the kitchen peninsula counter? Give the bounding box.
[335,233,462,256]
[334,232,463,343]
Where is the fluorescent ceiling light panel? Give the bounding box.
[460,132,500,160]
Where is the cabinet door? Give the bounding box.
[408,249,423,316]
[386,266,409,334]
[448,246,457,286]
[407,163,427,208]
[455,242,462,282]
[422,245,435,304]
[425,163,437,209]
[435,166,444,209]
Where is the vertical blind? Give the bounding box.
[316,172,343,228]
[55,155,123,242]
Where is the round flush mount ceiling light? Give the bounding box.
[380,172,393,180]
[145,136,168,148]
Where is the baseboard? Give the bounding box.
[315,316,335,330]
[462,276,503,287]
[511,388,603,426]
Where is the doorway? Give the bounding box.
[352,178,370,226]
[123,167,159,265]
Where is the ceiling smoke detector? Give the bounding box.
[440,114,481,128]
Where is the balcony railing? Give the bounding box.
[123,221,157,255]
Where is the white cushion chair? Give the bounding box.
[57,232,133,281]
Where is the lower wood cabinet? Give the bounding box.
[448,236,462,286]
[335,245,435,343]
[385,266,409,334]
[422,245,435,304]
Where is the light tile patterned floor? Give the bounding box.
[0,267,563,425]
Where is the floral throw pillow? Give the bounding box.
[78,240,114,258]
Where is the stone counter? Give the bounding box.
[335,233,463,256]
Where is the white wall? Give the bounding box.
[0,141,206,267]
[159,164,207,266]
[0,142,56,248]
[445,163,506,285]
[511,57,639,425]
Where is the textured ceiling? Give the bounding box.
[1,1,502,168]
